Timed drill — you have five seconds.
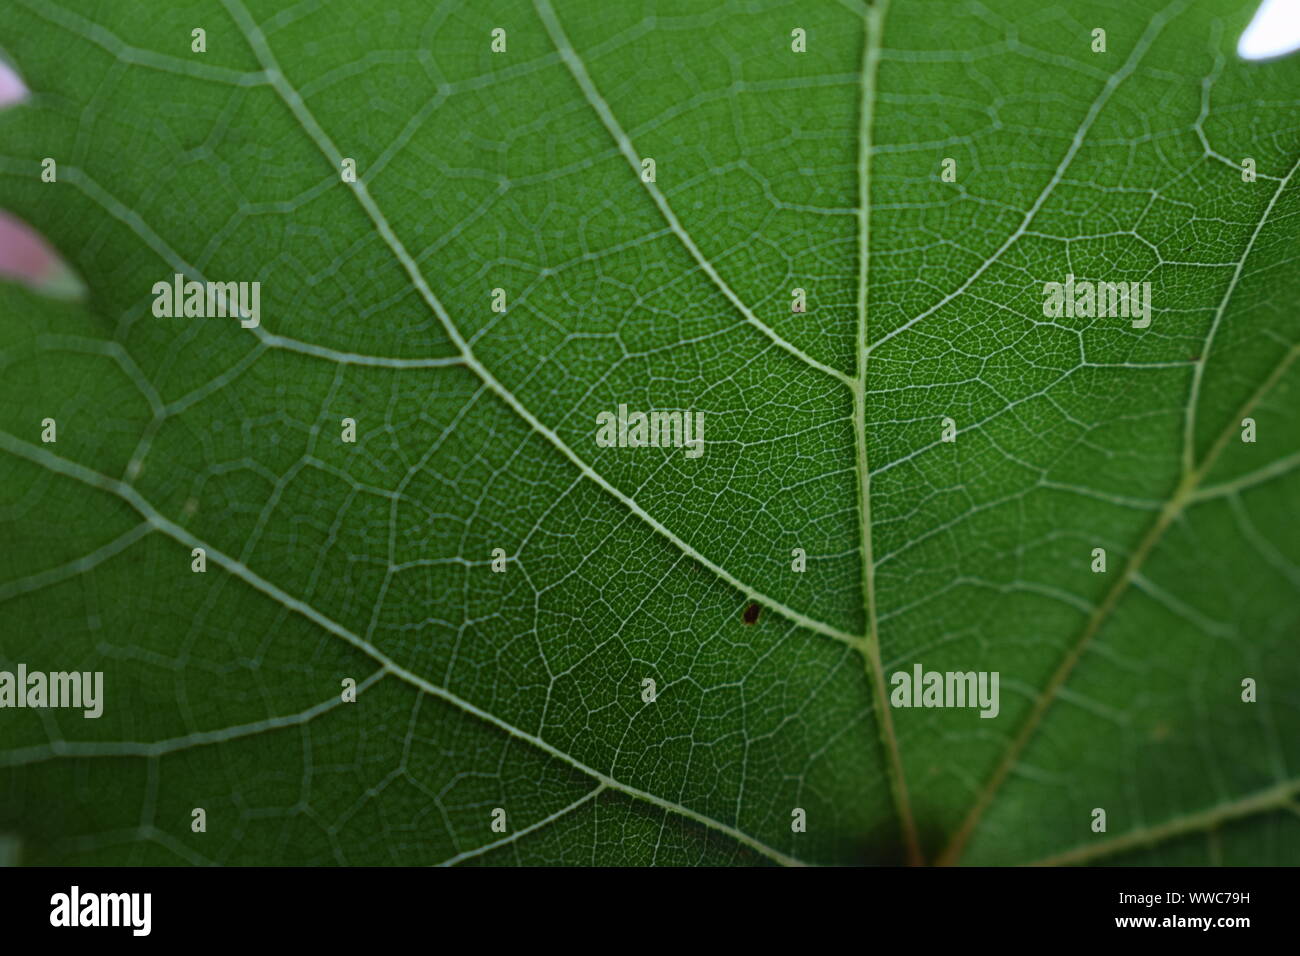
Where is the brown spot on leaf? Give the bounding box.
[742,602,761,625]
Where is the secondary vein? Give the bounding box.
[937,338,1300,866]
[0,431,808,868]
[1028,777,1300,867]
[217,0,862,652]
[533,0,856,389]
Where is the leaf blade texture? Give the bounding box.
[1,0,1298,866]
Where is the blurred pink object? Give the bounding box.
[0,58,27,107]
[0,63,85,299]
[0,211,54,281]
[0,211,85,299]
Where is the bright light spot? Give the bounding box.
[1239,0,1300,61]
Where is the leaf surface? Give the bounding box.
[1,0,1298,866]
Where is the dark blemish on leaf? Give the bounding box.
[742,602,761,625]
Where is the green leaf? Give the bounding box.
[2,0,1298,867]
